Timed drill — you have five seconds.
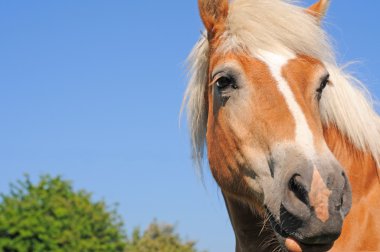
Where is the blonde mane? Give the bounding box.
[183,0,380,170]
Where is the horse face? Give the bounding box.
[198,0,352,250]
[206,50,352,250]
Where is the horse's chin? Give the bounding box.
[276,235,334,252]
[267,210,335,252]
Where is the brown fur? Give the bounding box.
[324,125,380,251]
[282,55,327,152]
[207,52,296,202]
[191,1,380,251]
[198,0,229,39]
[207,49,380,251]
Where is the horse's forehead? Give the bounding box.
[208,49,326,157]
[259,51,318,157]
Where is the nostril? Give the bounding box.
[289,175,310,207]
[335,195,344,211]
[341,172,347,185]
[340,171,352,216]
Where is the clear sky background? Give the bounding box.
[0,1,379,252]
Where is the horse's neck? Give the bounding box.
[324,125,380,251]
[323,125,379,203]
[223,193,278,252]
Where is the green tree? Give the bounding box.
[125,221,204,252]
[0,175,126,252]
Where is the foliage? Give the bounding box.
[0,175,126,252]
[125,221,203,252]
[0,175,205,252]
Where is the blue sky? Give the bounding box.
[0,1,379,252]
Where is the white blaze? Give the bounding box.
[257,50,316,157]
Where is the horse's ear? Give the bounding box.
[198,0,229,38]
[306,0,330,23]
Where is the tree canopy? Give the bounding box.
[125,221,201,252]
[0,175,126,252]
[0,175,205,252]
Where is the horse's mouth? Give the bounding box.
[266,211,334,252]
[282,238,334,252]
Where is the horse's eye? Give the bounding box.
[316,74,330,100]
[216,76,237,90]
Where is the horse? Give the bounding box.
[183,0,380,251]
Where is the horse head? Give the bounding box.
[187,0,352,250]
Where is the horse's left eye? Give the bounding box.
[316,74,330,100]
[216,76,237,90]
